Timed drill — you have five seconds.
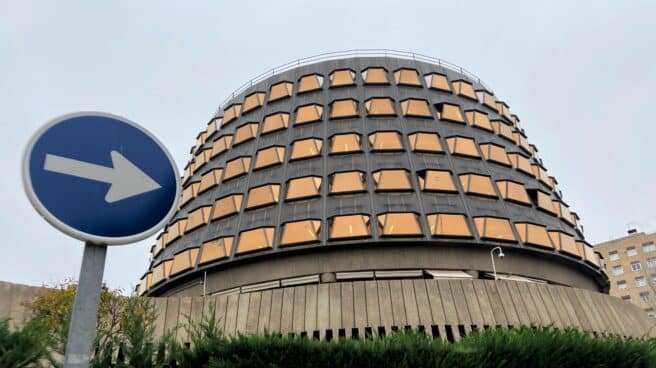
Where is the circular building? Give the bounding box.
[137,51,651,338]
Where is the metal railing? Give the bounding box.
[213,49,492,116]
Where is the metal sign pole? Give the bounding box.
[63,242,107,368]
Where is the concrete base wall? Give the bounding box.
[0,281,46,330]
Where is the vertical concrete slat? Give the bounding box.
[494,281,520,326]
[246,292,262,334]
[257,290,272,334]
[214,294,229,333]
[425,279,447,325]
[353,281,367,332]
[224,293,240,336]
[534,284,563,328]
[401,280,420,328]
[317,284,330,338]
[0,282,13,323]
[152,298,168,342]
[471,280,496,326]
[389,280,407,327]
[235,293,250,335]
[365,280,381,328]
[515,282,541,325]
[448,280,472,327]
[329,283,342,332]
[561,287,590,331]
[437,280,458,325]
[524,283,550,326]
[163,297,181,339]
[483,280,508,326]
[292,285,306,334]
[504,282,530,325]
[413,279,432,328]
[377,280,394,329]
[577,289,605,333]
[461,280,484,327]
[189,296,205,331]
[547,286,575,328]
[280,287,295,335]
[267,289,282,334]
[341,283,354,337]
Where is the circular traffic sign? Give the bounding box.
[22,112,180,245]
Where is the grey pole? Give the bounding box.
[64,242,108,368]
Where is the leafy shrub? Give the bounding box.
[0,318,52,368]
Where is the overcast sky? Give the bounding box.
[2,1,655,292]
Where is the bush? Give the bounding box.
[0,318,52,368]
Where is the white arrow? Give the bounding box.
[43,151,162,203]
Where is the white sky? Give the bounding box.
[1,1,655,292]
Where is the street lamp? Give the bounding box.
[490,246,505,280]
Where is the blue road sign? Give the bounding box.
[22,112,180,245]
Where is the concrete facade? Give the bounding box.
[0,281,46,329]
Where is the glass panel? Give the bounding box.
[290,138,322,160]
[236,227,275,254]
[362,67,389,84]
[254,146,285,170]
[281,220,321,246]
[515,223,552,248]
[549,231,579,257]
[408,132,443,153]
[211,135,233,158]
[393,68,421,86]
[424,73,451,92]
[186,206,212,231]
[377,212,422,237]
[180,182,200,207]
[496,101,512,120]
[298,74,323,93]
[170,247,200,276]
[199,237,233,264]
[459,174,497,197]
[212,194,243,220]
[223,156,251,181]
[480,143,511,166]
[242,91,265,113]
[372,169,412,191]
[427,213,472,237]
[478,91,497,110]
[418,170,457,192]
[330,69,355,87]
[368,131,403,151]
[295,104,323,125]
[508,153,533,175]
[496,180,530,205]
[465,110,493,132]
[234,122,259,145]
[330,171,366,194]
[198,168,223,194]
[491,121,514,142]
[364,98,395,116]
[191,149,212,174]
[446,136,480,158]
[262,112,290,134]
[532,164,551,186]
[329,214,371,240]
[436,103,464,123]
[474,217,516,242]
[246,184,280,209]
[330,99,358,119]
[583,244,601,267]
[222,104,242,125]
[452,80,478,101]
[166,219,187,243]
[514,132,531,152]
[286,176,322,201]
[535,191,556,214]
[269,81,294,102]
[330,133,362,154]
[400,99,432,118]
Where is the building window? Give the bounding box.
[474,217,516,242]
[290,138,322,161]
[647,257,656,268]
[186,206,212,232]
[477,90,497,110]
[180,182,200,207]
[393,68,422,87]
[372,169,413,191]
[647,308,656,318]
[427,213,472,238]
[465,110,493,132]
[640,292,651,303]
[529,190,556,214]
[613,266,624,276]
[329,214,371,240]
[617,281,627,291]
[644,242,656,253]
[515,222,552,248]
[198,168,223,194]
[198,236,233,265]
[223,156,251,181]
[262,112,290,135]
[362,67,389,85]
[280,220,321,246]
[170,247,200,276]
[508,153,533,175]
[551,201,573,224]
[166,219,187,244]
[609,251,620,261]
[329,69,356,87]
[236,227,275,254]
[621,295,631,302]
[254,146,285,170]
[369,131,403,152]
[452,80,478,101]
[330,133,362,154]
[222,103,242,126]
[548,231,579,257]
[298,73,323,93]
[408,132,443,153]
[295,104,324,125]
[532,164,551,187]
[212,194,243,220]
[446,136,480,158]
[480,143,511,167]
[436,103,464,123]
[636,276,647,287]
[242,91,266,113]
[627,247,638,257]
[491,120,514,142]
[631,261,642,272]
[496,102,512,120]
[246,184,280,210]
[191,149,212,174]
[514,132,531,152]
[418,170,457,193]
[377,212,422,237]
[211,134,233,158]
[286,176,322,201]
[424,73,451,92]
[459,173,497,198]
[400,99,432,118]
[329,171,366,194]
[269,81,294,102]
[364,97,396,116]
[330,99,359,119]
[496,180,531,206]
[233,122,259,146]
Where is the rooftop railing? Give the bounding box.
[214,49,492,116]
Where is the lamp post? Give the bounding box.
[490,246,505,281]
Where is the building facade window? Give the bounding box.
[465,110,493,132]
[298,74,323,93]
[408,132,443,153]
[364,97,396,116]
[198,168,223,194]
[329,69,356,87]
[459,173,497,198]
[480,143,511,167]
[212,194,243,220]
[362,67,389,85]
[636,276,647,287]
[222,103,242,126]
[186,206,212,232]
[295,104,324,125]
[393,68,422,86]
[246,184,280,210]
[372,169,413,191]
[491,120,514,142]
[608,251,620,261]
[436,103,464,123]
[269,81,294,102]
[329,171,366,194]
[211,134,233,158]
[262,112,290,134]
[424,73,451,92]
[613,266,624,276]
[640,292,651,303]
[223,156,251,181]
[369,131,403,151]
[515,222,552,248]
[452,80,478,101]
[236,227,275,254]
[242,91,266,113]
[496,180,531,205]
[286,176,322,201]
[377,212,422,237]
[290,138,322,160]
[280,220,321,246]
[647,257,656,268]
[418,170,457,193]
[644,242,656,253]
[617,281,628,291]
[233,122,259,145]
[330,99,359,119]
[427,213,472,238]
[627,247,638,257]
[199,237,233,265]
[329,214,371,240]
[474,217,516,242]
[400,99,432,118]
[446,136,480,158]
[330,133,362,154]
[631,261,642,272]
[254,146,285,170]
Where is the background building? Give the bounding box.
[132,51,652,339]
[595,230,656,318]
